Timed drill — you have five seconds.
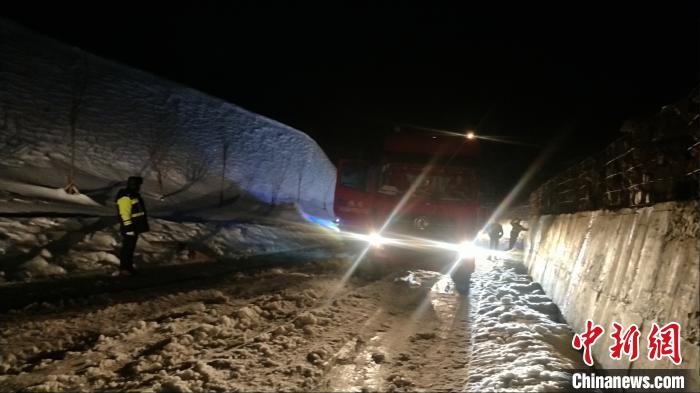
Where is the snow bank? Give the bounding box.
[0,18,335,217]
[467,261,585,391]
[525,201,699,390]
[0,216,340,281]
[0,180,101,206]
[19,253,66,278]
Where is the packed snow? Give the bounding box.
[466,257,587,392]
[0,246,590,392]
[0,215,341,282]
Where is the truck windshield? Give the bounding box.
[339,162,369,191]
[377,164,477,201]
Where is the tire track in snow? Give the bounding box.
[0,261,392,392]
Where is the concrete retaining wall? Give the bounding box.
[525,201,699,388]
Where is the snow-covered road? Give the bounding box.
[0,252,586,392]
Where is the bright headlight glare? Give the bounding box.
[368,232,385,247]
[457,241,474,259]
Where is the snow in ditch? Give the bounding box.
[466,258,587,392]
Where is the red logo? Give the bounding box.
[572,321,682,366]
[609,322,640,361]
[572,319,605,366]
[647,322,682,365]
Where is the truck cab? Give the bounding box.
[334,129,488,291]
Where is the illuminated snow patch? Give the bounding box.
[466,262,588,392]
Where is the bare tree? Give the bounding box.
[65,50,89,194]
[270,146,291,206]
[144,95,179,200]
[146,121,172,200]
[296,156,310,205]
[0,105,16,151]
[220,138,230,206]
[162,145,211,199]
[0,61,24,160]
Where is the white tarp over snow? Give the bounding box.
[0,19,335,218]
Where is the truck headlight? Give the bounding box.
[368,232,386,247]
[457,241,475,259]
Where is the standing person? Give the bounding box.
[508,219,528,250]
[114,176,149,276]
[486,221,503,260]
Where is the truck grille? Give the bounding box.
[385,215,458,242]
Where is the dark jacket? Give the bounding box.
[487,222,503,238]
[115,188,150,234]
[510,220,527,238]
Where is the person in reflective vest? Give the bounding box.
[115,176,149,276]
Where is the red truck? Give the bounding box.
[334,129,490,292]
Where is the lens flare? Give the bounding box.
[457,241,474,259]
[367,232,385,247]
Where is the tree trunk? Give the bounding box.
[65,52,88,195]
[220,141,229,206]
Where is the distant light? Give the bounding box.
[466,131,476,140]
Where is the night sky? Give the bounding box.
[4,3,699,198]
